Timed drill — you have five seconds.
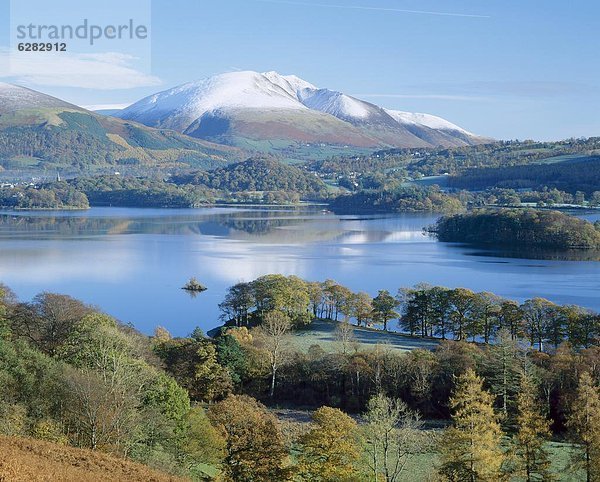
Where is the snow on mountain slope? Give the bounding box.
[385,109,473,135]
[298,89,372,120]
[116,70,487,149]
[0,82,82,111]
[262,71,316,98]
[261,73,390,124]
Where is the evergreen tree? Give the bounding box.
[484,330,523,419]
[438,368,506,481]
[514,373,553,481]
[568,372,600,482]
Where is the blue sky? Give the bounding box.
[1,0,599,140]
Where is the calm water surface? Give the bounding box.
[1,207,598,336]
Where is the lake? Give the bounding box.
[0,206,598,336]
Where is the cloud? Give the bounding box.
[255,0,490,18]
[0,48,161,89]
[81,103,131,111]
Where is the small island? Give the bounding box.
[434,208,600,250]
[182,277,207,292]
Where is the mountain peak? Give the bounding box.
[261,71,317,97]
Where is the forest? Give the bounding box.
[435,209,600,249]
[3,274,600,480]
[171,157,329,200]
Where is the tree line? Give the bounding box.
[218,274,600,350]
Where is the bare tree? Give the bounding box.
[334,320,358,355]
[65,366,140,454]
[364,393,434,482]
[254,311,292,398]
[9,292,90,356]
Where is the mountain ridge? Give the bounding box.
[115,70,491,155]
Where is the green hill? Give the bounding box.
[0,83,244,175]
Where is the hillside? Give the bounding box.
[0,83,243,175]
[448,154,600,194]
[0,436,185,482]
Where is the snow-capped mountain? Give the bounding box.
[115,71,489,152]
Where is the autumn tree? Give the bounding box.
[568,372,600,482]
[252,274,312,326]
[438,368,506,481]
[297,406,361,481]
[208,395,291,482]
[564,305,599,349]
[64,366,139,453]
[513,373,553,481]
[307,281,325,317]
[322,280,353,321]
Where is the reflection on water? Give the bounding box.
[0,208,429,245]
[0,207,598,336]
[465,246,600,262]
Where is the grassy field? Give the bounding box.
[381,441,581,481]
[291,319,439,353]
[403,174,450,188]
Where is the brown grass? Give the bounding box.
[0,436,187,482]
